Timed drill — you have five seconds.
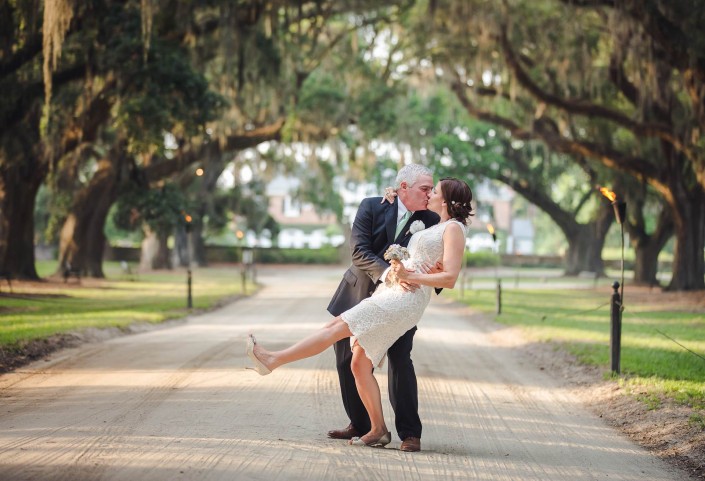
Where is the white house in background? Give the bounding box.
[468,181,536,255]
[265,175,344,248]
[508,218,535,255]
[466,233,498,253]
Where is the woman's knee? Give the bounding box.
[350,349,372,378]
[330,317,351,340]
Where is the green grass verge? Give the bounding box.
[1,262,253,349]
[453,287,705,411]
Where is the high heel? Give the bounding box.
[246,334,271,376]
[349,431,391,447]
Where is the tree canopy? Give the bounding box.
[0,0,702,290]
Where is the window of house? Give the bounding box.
[283,196,301,217]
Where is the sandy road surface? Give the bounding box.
[0,266,687,481]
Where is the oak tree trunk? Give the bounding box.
[667,185,705,290]
[563,206,614,277]
[140,228,172,270]
[628,205,673,286]
[56,157,122,278]
[0,165,45,280]
[0,126,46,279]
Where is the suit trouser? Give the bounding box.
[333,326,422,440]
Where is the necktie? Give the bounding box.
[395,211,411,238]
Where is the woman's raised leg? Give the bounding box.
[250,316,352,372]
[348,343,390,446]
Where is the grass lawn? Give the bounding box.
[0,261,253,350]
[452,284,705,412]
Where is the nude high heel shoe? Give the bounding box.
[349,431,391,448]
[246,334,271,376]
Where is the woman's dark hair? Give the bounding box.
[440,177,474,225]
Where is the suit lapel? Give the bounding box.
[385,200,398,243]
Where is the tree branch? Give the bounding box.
[496,167,580,237]
[608,51,640,106]
[449,77,533,140]
[531,117,669,198]
[450,71,671,200]
[145,118,285,182]
[499,24,695,161]
[0,34,42,78]
[223,117,285,151]
[1,63,86,133]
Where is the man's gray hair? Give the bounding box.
[394,164,433,189]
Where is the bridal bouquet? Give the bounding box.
[384,244,409,262]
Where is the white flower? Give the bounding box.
[409,220,425,235]
[384,244,409,262]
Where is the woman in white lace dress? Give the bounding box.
[247,178,474,447]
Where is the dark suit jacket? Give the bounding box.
[327,197,441,316]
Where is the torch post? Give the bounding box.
[611,200,626,375]
[488,224,501,315]
[184,215,193,309]
[610,281,622,374]
[600,188,626,375]
[612,200,627,306]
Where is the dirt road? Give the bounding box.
[0,266,687,480]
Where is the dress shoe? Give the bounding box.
[400,436,421,452]
[246,334,271,376]
[349,431,391,448]
[327,423,360,440]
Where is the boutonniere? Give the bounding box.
[407,220,426,235]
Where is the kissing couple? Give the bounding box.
[247,164,473,451]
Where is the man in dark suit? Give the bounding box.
[326,164,439,452]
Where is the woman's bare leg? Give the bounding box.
[350,343,388,442]
[252,316,352,371]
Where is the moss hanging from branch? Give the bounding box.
[141,0,154,63]
[42,0,74,131]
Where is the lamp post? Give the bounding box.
[488,223,501,315]
[599,187,626,374]
[184,214,193,309]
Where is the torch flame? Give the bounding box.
[599,187,617,202]
[487,224,495,235]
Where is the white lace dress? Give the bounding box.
[341,220,465,367]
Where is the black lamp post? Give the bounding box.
[184,214,193,309]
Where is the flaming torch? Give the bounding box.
[599,187,626,374]
[487,223,501,315]
[487,223,497,243]
[600,187,626,225]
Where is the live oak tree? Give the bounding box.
[0,0,221,278]
[3,0,396,277]
[417,0,705,290]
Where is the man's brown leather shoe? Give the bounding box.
[400,436,421,452]
[327,423,360,440]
